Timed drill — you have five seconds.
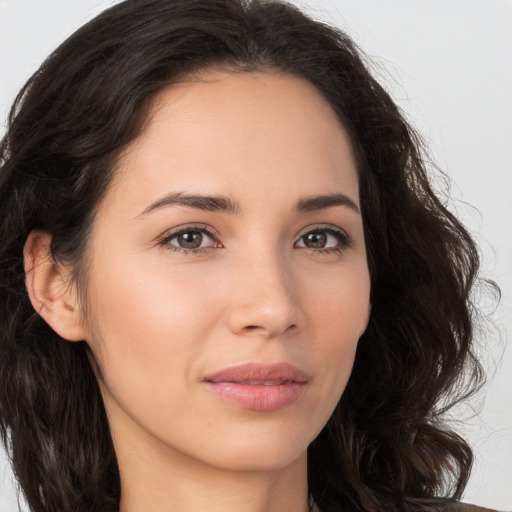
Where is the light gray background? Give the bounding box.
[0,0,511,510]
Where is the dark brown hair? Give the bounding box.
[0,1,491,510]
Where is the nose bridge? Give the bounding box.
[227,240,304,338]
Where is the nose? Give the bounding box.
[226,251,305,339]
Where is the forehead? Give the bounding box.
[105,70,359,216]
[143,69,353,160]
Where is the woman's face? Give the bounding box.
[82,70,371,473]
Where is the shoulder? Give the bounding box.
[316,497,504,512]
[440,503,503,512]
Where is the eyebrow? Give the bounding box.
[296,193,360,214]
[139,192,241,216]
[138,191,360,217]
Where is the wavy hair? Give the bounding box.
[0,1,488,510]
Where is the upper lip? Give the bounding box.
[203,362,308,384]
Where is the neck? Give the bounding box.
[113,420,310,512]
[118,449,310,512]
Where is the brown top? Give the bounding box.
[313,501,503,512]
[444,505,503,512]
[408,504,502,512]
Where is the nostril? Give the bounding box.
[243,323,297,334]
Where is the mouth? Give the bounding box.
[226,380,293,385]
[203,362,308,411]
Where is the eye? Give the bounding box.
[171,230,209,249]
[295,227,351,253]
[158,225,220,254]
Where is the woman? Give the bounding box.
[0,0,501,511]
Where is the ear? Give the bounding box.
[24,230,86,342]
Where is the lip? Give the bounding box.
[203,362,308,411]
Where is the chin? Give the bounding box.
[214,447,307,473]
[194,425,313,473]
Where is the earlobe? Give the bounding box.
[24,230,86,342]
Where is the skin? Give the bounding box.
[25,70,371,512]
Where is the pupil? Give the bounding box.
[306,232,326,248]
[179,231,202,248]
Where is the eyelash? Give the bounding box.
[296,226,352,255]
[158,224,352,256]
[158,224,220,255]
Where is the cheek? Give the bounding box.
[90,251,214,335]
[309,258,370,340]
[84,255,220,400]
[305,261,370,396]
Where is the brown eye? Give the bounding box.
[161,227,218,252]
[295,228,350,252]
[303,231,328,249]
[175,231,204,249]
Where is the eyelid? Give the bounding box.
[157,223,221,251]
[157,222,352,254]
[295,224,350,241]
[294,224,352,253]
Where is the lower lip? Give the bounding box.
[203,381,307,411]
